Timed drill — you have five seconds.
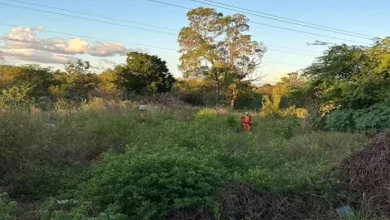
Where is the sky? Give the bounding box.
[0,0,388,85]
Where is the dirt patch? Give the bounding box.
[339,131,390,217]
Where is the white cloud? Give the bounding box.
[0,26,140,64]
[65,38,89,54]
[89,42,128,57]
[2,48,77,64]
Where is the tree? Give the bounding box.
[178,7,266,109]
[304,37,390,109]
[12,65,55,98]
[256,83,273,97]
[115,52,175,97]
[0,65,20,90]
[308,38,390,132]
[172,78,216,106]
[275,72,308,108]
[50,60,99,102]
[97,69,120,98]
[65,59,91,75]
[0,65,56,108]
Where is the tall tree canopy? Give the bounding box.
[304,37,390,109]
[178,7,266,108]
[115,52,175,97]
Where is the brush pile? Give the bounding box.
[168,182,338,220]
[339,131,390,217]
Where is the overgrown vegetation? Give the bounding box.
[0,107,370,219]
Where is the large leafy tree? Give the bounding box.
[178,7,266,109]
[304,37,390,109]
[115,52,175,97]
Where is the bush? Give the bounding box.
[80,149,231,219]
[353,102,390,133]
[323,102,390,133]
[268,117,301,139]
[325,108,355,131]
[0,84,35,110]
[34,199,128,220]
[0,192,17,219]
[195,108,218,121]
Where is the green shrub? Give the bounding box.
[353,102,390,133]
[3,165,63,200]
[0,84,35,109]
[226,114,237,128]
[0,192,17,220]
[325,108,355,131]
[324,102,390,133]
[308,110,326,129]
[34,199,128,220]
[267,117,301,139]
[259,95,280,118]
[195,108,217,121]
[80,149,230,219]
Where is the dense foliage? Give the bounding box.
[304,37,390,132]
[0,107,368,219]
[83,150,230,219]
[115,52,176,97]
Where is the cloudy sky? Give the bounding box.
[0,0,388,84]
[0,25,144,71]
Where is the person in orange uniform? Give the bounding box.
[241,112,253,132]
[139,105,146,121]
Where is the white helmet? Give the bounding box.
[139,105,146,111]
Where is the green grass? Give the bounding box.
[0,106,369,219]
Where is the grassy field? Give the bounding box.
[0,103,371,219]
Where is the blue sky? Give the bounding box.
[0,0,388,84]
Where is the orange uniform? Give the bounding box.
[242,115,252,131]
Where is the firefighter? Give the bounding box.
[241,112,252,132]
[139,105,146,120]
